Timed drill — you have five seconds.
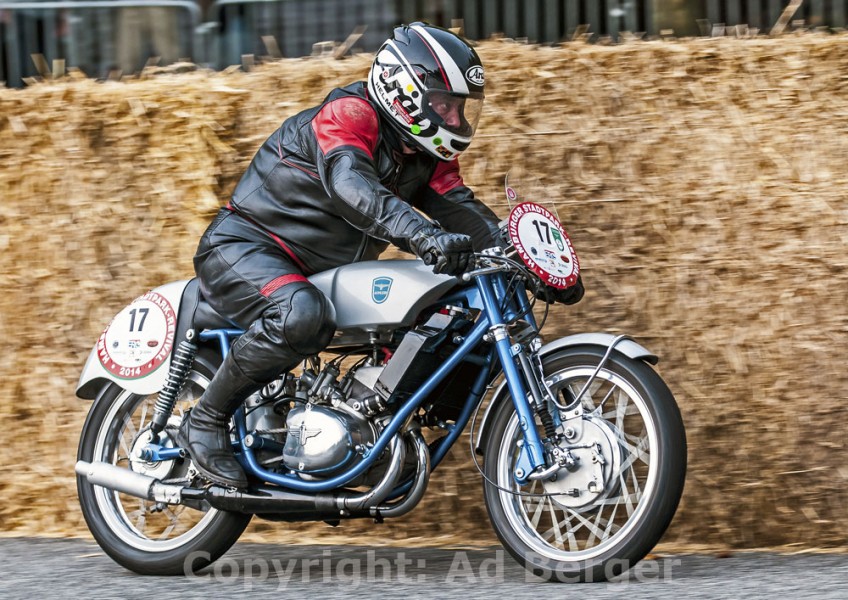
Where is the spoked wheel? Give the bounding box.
[482,346,686,582]
[76,350,251,575]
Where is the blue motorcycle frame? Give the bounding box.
[146,269,548,492]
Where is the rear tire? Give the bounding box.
[482,346,686,582]
[76,349,252,575]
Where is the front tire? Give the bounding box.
[76,350,252,575]
[482,346,686,582]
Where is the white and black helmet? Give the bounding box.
[368,22,485,162]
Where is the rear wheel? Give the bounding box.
[76,350,251,575]
[482,346,686,582]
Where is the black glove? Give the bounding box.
[409,229,474,276]
[540,275,584,305]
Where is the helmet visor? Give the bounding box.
[423,90,484,138]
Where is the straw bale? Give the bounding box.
[0,33,846,550]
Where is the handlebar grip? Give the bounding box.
[423,250,438,266]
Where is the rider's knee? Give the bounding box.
[281,287,336,356]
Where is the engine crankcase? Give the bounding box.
[282,404,374,475]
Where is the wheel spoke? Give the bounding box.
[132,505,147,532]
[138,400,150,431]
[563,506,616,542]
[617,461,636,517]
[629,462,643,501]
[158,505,187,540]
[528,494,547,529]
[601,402,641,421]
[158,522,176,540]
[595,385,616,414]
[593,490,641,508]
[585,500,609,547]
[548,503,565,547]
[611,388,633,432]
[538,505,571,550]
[562,510,580,551]
[520,481,548,529]
[118,434,133,464]
[601,501,622,540]
[569,379,604,409]
[622,429,647,447]
[618,434,651,471]
[122,414,138,443]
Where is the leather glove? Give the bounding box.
[409,229,474,276]
[539,275,584,305]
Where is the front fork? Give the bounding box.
[476,275,572,484]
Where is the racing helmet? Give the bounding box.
[368,22,485,161]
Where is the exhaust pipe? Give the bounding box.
[372,429,430,518]
[339,434,405,511]
[196,435,407,520]
[191,485,345,520]
[75,460,342,517]
[77,432,429,520]
[75,461,184,504]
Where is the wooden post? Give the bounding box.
[52,59,66,80]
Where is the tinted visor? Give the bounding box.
[423,90,484,138]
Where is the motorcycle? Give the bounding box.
[74,187,686,582]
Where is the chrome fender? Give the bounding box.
[76,280,192,399]
[474,333,658,454]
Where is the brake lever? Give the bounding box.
[461,263,511,282]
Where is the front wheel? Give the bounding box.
[76,349,252,575]
[482,346,686,582]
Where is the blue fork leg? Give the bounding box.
[476,275,547,471]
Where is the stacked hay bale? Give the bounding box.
[0,33,845,549]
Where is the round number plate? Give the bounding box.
[507,202,580,289]
[97,291,176,379]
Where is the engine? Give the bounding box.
[243,308,476,485]
[243,361,388,483]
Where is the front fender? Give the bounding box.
[474,333,658,454]
[76,280,192,399]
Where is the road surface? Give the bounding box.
[1,537,845,598]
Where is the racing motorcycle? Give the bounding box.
[75,186,686,582]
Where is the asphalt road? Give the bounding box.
[1,537,846,599]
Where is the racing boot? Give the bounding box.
[176,352,260,488]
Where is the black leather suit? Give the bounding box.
[195,81,502,383]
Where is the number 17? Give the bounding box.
[128,308,149,332]
[533,220,552,244]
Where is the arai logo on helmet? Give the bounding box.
[372,277,393,304]
[465,66,484,86]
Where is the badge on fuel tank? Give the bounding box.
[371,277,393,304]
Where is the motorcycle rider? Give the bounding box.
[177,22,584,488]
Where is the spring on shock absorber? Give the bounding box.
[149,332,199,435]
[517,351,559,440]
[537,403,559,440]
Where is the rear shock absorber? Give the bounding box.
[149,330,199,435]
